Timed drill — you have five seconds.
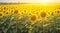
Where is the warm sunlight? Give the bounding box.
[0,0,60,3]
[20,0,60,3]
[40,0,52,3]
[19,0,60,6]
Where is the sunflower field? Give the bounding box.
[0,3,60,33]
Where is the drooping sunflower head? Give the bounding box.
[29,14,38,24]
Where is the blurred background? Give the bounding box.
[0,0,60,3]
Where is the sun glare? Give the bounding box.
[20,0,60,3]
[40,0,51,3]
[20,0,60,6]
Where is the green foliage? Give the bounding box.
[0,14,60,33]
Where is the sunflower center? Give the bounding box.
[14,10,18,14]
[0,13,2,16]
[57,11,60,14]
[6,12,8,14]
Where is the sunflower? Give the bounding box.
[40,12,46,18]
[19,11,23,15]
[20,9,26,15]
[27,12,32,16]
[23,9,28,14]
[39,11,49,20]
[0,9,3,12]
[12,9,19,15]
[3,7,8,10]
[0,12,4,18]
[47,10,54,16]
[54,9,60,15]
[14,10,18,14]
[0,7,4,12]
[19,9,26,15]
[29,14,38,24]
[51,11,54,15]
[4,10,11,16]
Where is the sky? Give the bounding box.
[0,0,60,3]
